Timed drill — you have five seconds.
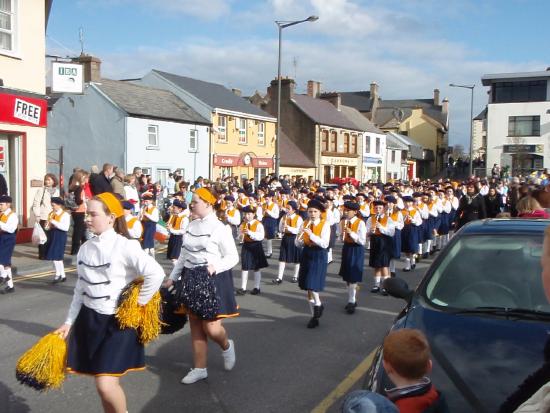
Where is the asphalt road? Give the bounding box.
[0,240,428,413]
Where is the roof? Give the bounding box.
[374,107,413,128]
[292,94,361,130]
[340,105,384,134]
[279,130,316,168]
[378,99,447,127]
[474,107,487,121]
[385,133,409,150]
[151,70,274,119]
[387,132,423,159]
[340,91,373,112]
[482,70,550,86]
[458,218,548,235]
[94,79,210,124]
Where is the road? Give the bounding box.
[0,240,428,413]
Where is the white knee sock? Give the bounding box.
[150,248,155,258]
[241,271,249,290]
[312,291,321,306]
[348,284,357,303]
[426,240,432,252]
[277,262,285,280]
[327,249,333,263]
[411,255,416,266]
[375,275,381,286]
[405,257,411,270]
[254,271,261,289]
[308,300,315,315]
[293,264,300,278]
[0,265,5,278]
[53,261,60,276]
[56,261,65,278]
[389,260,396,273]
[6,268,13,288]
[266,239,273,255]
[418,243,423,254]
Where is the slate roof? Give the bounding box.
[95,79,209,124]
[340,91,373,112]
[152,70,275,119]
[340,105,384,134]
[387,132,423,159]
[378,99,448,127]
[374,107,413,129]
[385,133,409,150]
[474,107,487,120]
[279,130,316,168]
[292,94,361,131]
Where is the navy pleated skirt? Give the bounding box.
[438,212,450,235]
[339,243,364,283]
[166,234,183,259]
[263,216,278,239]
[141,220,156,249]
[417,222,426,243]
[0,232,16,266]
[279,234,302,263]
[67,305,145,376]
[241,241,268,271]
[369,234,392,268]
[423,216,436,241]
[328,224,338,249]
[213,269,239,319]
[298,246,328,292]
[401,224,420,253]
[45,228,67,261]
[391,229,402,259]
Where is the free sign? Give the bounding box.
[13,98,41,125]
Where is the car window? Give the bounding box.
[424,235,547,311]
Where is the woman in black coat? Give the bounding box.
[456,183,487,229]
[484,187,503,218]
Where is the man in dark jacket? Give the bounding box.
[456,182,487,229]
[0,173,7,196]
[484,186,503,218]
[90,163,114,195]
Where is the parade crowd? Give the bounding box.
[1,163,550,412]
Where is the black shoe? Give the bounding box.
[391,272,396,277]
[250,288,261,295]
[381,288,389,296]
[318,304,324,318]
[429,249,435,256]
[291,277,298,283]
[1,286,14,294]
[313,305,323,319]
[370,286,380,293]
[61,277,66,282]
[422,252,429,259]
[411,264,416,270]
[307,317,319,328]
[235,288,247,296]
[403,268,411,272]
[266,254,272,258]
[53,276,61,284]
[271,279,282,285]
[345,302,357,314]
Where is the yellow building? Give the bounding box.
[0,0,52,241]
[138,70,277,181]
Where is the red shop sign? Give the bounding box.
[213,154,240,166]
[0,92,47,128]
[251,157,273,168]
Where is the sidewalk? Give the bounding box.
[11,242,77,278]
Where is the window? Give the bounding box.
[391,150,396,163]
[508,116,540,137]
[375,137,381,154]
[493,80,547,103]
[258,122,265,146]
[147,125,159,148]
[351,134,357,154]
[365,136,371,153]
[0,0,16,53]
[254,168,268,182]
[156,169,170,187]
[217,115,227,142]
[321,130,329,152]
[238,118,247,144]
[189,129,198,152]
[330,131,337,152]
[343,133,350,153]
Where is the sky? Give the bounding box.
[46,0,550,150]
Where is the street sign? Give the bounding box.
[503,144,543,154]
[51,62,83,93]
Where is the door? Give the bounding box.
[0,135,9,195]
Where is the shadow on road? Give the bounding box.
[0,318,53,338]
[0,380,31,413]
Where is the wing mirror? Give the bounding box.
[383,277,413,301]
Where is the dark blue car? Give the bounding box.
[364,219,550,412]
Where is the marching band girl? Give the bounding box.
[273,200,303,284]
[139,194,159,257]
[413,192,429,260]
[0,195,18,294]
[400,196,423,272]
[166,199,189,265]
[385,196,404,277]
[224,195,241,240]
[237,205,268,295]
[295,199,330,329]
[338,201,366,314]
[326,197,340,264]
[46,197,70,283]
[122,201,143,240]
[262,191,279,258]
[367,200,395,295]
[298,189,310,221]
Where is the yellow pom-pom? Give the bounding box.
[16,333,67,391]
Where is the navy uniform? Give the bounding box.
[45,197,70,282]
[123,201,143,240]
[0,195,18,293]
[166,200,190,263]
[140,195,159,257]
[338,202,366,314]
[262,193,279,258]
[401,196,423,271]
[274,201,303,284]
[385,196,404,277]
[237,206,268,295]
[366,201,395,294]
[224,196,241,240]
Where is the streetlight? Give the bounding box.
[275,15,319,177]
[449,83,475,177]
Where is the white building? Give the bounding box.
[385,133,409,180]
[482,70,550,174]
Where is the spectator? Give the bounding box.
[32,173,60,259]
[491,163,500,179]
[455,182,487,229]
[68,171,88,255]
[341,390,398,413]
[0,172,7,196]
[123,174,140,213]
[110,167,126,198]
[484,186,503,218]
[516,196,550,219]
[90,163,114,195]
[166,173,175,196]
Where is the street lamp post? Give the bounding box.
[275,15,318,178]
[449,83,475,177]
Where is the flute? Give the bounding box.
[342,219,349,241]
[298,221,313,242]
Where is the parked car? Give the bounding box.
[364,219,550,412]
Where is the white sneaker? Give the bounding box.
[222,339,236,371]
[181,368,207,384]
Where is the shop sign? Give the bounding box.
[503,144,543,154]
[213,154,240,166]
[321,156,358,166]
[364,157,382,164]
[51,62,84,94]
[0,93,47,127]
[280,167,315,175]
[251,157,273,168]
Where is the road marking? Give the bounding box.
[360,307,399,316]
[311,347,379,413]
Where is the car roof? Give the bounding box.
[459,218,549,235]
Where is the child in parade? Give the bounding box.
[436,189,451,251]
[122,200,143,240]
[401,196,423,272]
[139,193,159,257]
[295,199,330,328]
[224,195,241,240]
[236,189,249,210]
[367,200,395,295]
[237,205,268,295]
[45,197,70,283]
[326,197,341,264]
[273,200,303,284]
[0,195,18,293]
[166,199,189,265]
[298,188,310,221]
[54,192,164,412]
[339,201,367,314]
[262,191,279,258]
[413,192,429,261]
[385,196,404,277]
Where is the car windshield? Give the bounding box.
[424,234,548,312]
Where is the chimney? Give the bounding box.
[73,53,102,83]
[320,92,341,111]
[269,77,295,103]
[370,82,379,99]
[433,88,440,106]
[231,88,242,97]
[307,80,321,98]
[442,97,449,113]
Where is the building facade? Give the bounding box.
[472,108,487,166]
[482,70,550,175]
[0,0,51,240]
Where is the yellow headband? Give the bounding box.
[195,188,216,205]
[96,193,124,218]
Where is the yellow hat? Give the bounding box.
[96,193,124,218]
[195,188,216,205]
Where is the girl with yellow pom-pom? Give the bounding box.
[54,192,164,413]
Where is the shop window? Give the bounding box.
[254,168,268,182]
[220,166,232,178]
[147,125,159,149]
[0,0,17,54]
[217,115,227,143]
[189,129,198,152]
[258,122,265,146]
